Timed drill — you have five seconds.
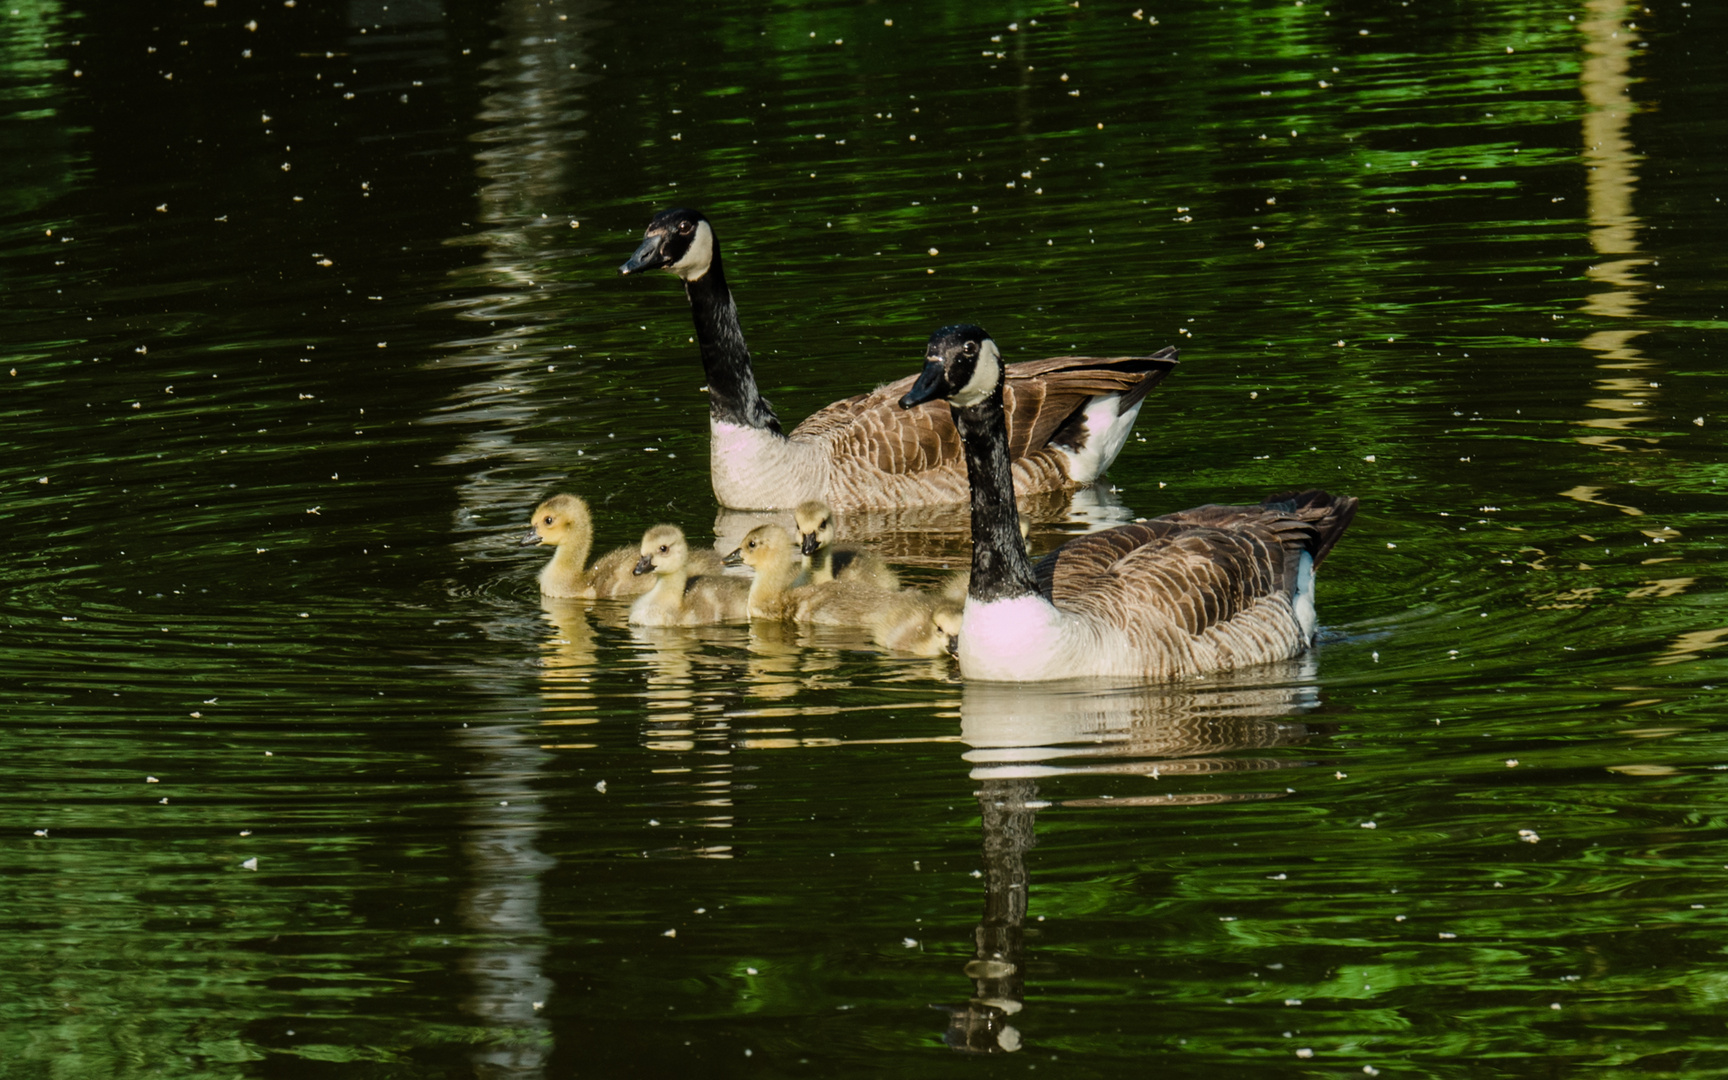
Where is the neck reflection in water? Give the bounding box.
[941,663,1321,1054]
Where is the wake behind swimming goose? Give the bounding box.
[619,207,1179,511]
[899,324,1357,683]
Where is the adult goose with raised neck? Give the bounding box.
[899,324,1358,682]
[619,207,1179,511]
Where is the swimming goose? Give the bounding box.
[724,523,806,620]
[727,523,959,654]
[793,499,900,589]
[524,493,721,598]
[618,207,1180,511]
[862,592,964,657]
[899,324,1358,682]
[628,524,751,626]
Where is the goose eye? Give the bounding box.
[678,220,693,234]
[962,341,978,356]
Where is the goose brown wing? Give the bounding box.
[1000,351,1178,460]
[1033,490,1357,639]
[1034,520,1294,638]
[789,377,959,474]
[788,353,1178,475]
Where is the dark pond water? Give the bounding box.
[5,0,1728,1075]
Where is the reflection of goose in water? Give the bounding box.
[711,484,1128,568]
[940,668,1319,1054]
[533,597,601,746]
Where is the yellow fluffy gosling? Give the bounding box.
[628,524,750,626]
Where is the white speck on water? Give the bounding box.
[595,780,607,793]
[241,857,258,871]
[1519,829,1540,843]
[662,929,676,938]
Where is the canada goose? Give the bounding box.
[792,500,900,589]
[866,592,964,657]
[628,524,751,626]
[618,207,1180,511]
[899,324,1358,682]
[938,516,1030,605]
[724,523,805,620]
[524,493,721,598]
[727,523,957,654]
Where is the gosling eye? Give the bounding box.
[542,515,554,525]
[658,544,670,554]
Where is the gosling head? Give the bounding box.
[792,500,835,558]
[898,324,1003,410]
[724,523,796,570]
[936,604,964,657]
[618,207,717,282]
[633,524,688,577]
[523,493,590,547]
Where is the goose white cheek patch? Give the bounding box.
[949,339,1004,408]
[673,221,716,280]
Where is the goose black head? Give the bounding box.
[898,324,1003,410]
[619,207,717,282]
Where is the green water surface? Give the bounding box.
[4,0,1728,1076]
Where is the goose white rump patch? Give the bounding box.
[1059,393,1146,484]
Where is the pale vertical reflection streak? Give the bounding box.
[432,0,606,542]
[443,2,606,1073]
[1572,0,1655,457]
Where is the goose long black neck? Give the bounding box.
[683,255,783,435]
[954,397,1041,603]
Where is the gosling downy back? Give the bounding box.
[620,207,1179,511]
[793,499,900,589]
[628,524,750,627]
[899,323,1358,682]
[866,593,963,658]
